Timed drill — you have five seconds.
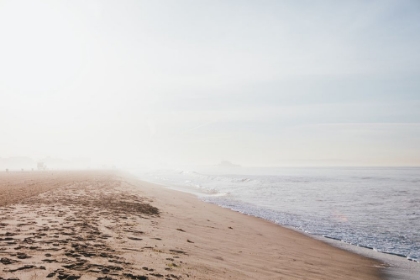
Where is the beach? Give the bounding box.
[0,171,383,280]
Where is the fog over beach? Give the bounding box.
[1,0,419,168]
[1,1,419,279]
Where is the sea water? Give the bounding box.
[135,167,420,263]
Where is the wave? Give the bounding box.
[137,167,420,263]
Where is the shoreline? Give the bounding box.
[124,172,385,279]
[1,170,383,279]
[319,237,420,280]
[135,170,420,279]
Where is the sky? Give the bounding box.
[0,0,419,168]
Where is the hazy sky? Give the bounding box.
[1,0,419,167]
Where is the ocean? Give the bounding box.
[135,166,420,263]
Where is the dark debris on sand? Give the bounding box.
[0,176,195,280]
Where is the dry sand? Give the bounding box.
[0,171,384,280]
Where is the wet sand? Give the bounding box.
[0,171,384,279]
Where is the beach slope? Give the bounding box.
[0,171,383,279]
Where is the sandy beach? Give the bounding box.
[0,171,384,280]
